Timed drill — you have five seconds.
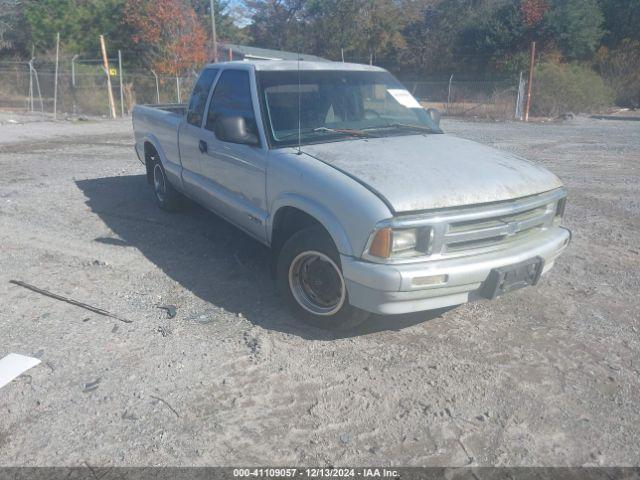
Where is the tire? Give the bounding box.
[151,159,182,212]
[276,226,369,330]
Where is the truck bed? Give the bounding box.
[143,103,187,115]
[132,103,186,180]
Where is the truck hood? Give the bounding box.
[300,134,563,213]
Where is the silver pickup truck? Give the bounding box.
[132,60,570,329]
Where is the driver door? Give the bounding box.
[199,69,268,242]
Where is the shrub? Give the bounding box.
[595,39,640,108]
[531,61,614,116]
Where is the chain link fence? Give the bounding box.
[403,76,526,120]
[0,59,199,119]
[1,59,526,121]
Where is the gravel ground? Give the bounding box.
[0,114,639,466]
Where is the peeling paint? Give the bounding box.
[301,134,563,212]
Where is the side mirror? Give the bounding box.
[215,116,259,146]
[426,108,441,128]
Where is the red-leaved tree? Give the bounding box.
[125,0,208,75]
[521,0,549,27]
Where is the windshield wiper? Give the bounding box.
[276,126,377,141]
[366,123,441,134]
[312,126,376,138]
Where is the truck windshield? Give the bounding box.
[257,70,442,148]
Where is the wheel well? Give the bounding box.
[144,142,159,185]
[271,207,326,254]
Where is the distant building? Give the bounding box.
[216,43,330,63]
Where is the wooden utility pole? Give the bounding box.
[523,41,536,122]
[99,35,117,119]
[210,0,218,62]
[118,50,125,117]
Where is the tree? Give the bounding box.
[191,0,249,45]
[23,0,139,59]
[125,0,209,75]
[358,0,408,64]
[598,0,640,47]
[245,0,409,65]
[545,0,604,59]
[521,0,548,27]
[456,1,527,72]
[0,0,30,56]
[304,0,365,61]
[245,0,305,52]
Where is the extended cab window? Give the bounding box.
[205,70,259,145]
[186,68,218,127]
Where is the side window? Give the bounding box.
[205,70,258,144]
[186,68,218,127]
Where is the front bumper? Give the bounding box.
[341,227,571,315]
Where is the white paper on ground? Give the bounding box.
[387,89,422,108]
[0,353,41,389]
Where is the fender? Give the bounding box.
[141,133,183,190]
[268,193,354,257]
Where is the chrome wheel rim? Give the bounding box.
[288,250,346,316]
[153,164,166,203]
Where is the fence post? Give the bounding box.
[118,50,124,117]
[151,70,160,103]
[447,74,454,114]
[53,32,60,120]
[515,71,524,120]
[71,54,79,87]
[28,59,34,112]
[28,60,45,119]
[176,76,181,103]
[524,41,536,122]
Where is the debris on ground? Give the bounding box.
[157,304,177,319]
[82,378,101,393]
[9,280,133,324]
[0,354,41,390]
[156,326,172,337]
[150,395,180,418]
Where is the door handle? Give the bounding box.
[198,140,208,153]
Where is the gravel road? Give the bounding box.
[0,114,638,466]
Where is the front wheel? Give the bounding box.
[276,226,369,330]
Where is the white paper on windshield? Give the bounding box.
[387,89,421,108]
[0,353,41,389]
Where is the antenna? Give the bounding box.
[296,17,302,155]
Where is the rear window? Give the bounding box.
[186,68,218,127]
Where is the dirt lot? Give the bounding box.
[0,114,639,466]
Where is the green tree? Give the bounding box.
[304,0,364,61]
[246,0,409,65]
[456,1,527,72]
[246,0,304,52]
[598,0,640,46]
[0,0,30,57]
[23,0,140,61]
[545,0,604,59]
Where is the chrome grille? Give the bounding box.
[443,204,552,253]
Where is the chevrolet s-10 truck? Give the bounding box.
[132,60,570,329]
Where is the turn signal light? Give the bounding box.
[369,228,392,258]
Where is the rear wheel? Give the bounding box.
[277,226,369,330]
[151,160,182,211]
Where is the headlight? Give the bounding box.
[367,227,430,260]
